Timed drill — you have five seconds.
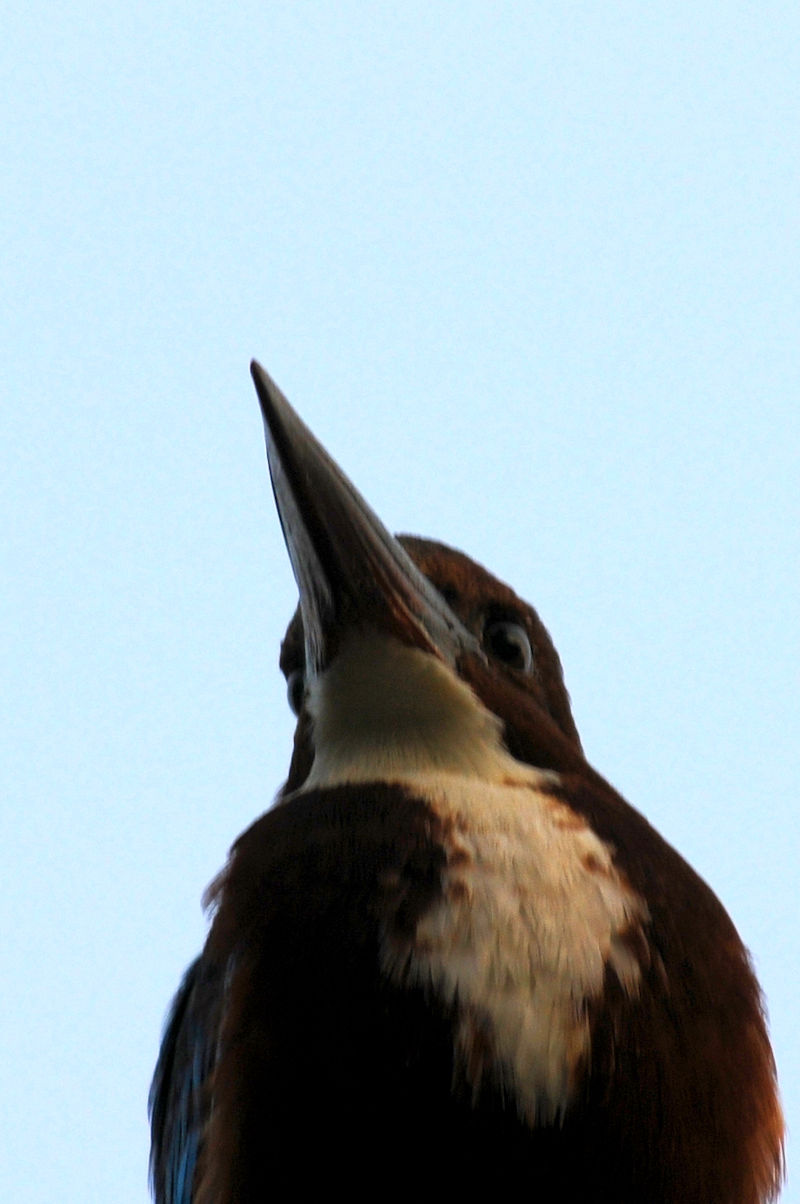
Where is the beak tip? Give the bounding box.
[251,359,297,424]
[251,362,287,447]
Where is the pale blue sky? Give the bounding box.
[3,4,798,1200]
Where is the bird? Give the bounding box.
[150,362,784,1203]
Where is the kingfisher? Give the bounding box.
[150,363,783,1203]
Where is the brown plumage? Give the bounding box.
[150,365,783,1204]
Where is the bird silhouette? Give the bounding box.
[150,363,783,1203]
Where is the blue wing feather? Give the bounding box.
[149,957,220,1204]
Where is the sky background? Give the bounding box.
[3,4,798,1200]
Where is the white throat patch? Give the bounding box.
[302,632,648,1122]
[304,630,517,788]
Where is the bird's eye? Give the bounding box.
[483,620,534,673]
[286,668,306,716]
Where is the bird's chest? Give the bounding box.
[379,773,648,1122]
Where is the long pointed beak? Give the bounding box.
[251,361,480,677]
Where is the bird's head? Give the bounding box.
[251,362,586,795]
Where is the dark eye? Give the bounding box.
[483,620,534,673]
[286,667,306,716]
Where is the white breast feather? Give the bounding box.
[302,631,648,1122]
